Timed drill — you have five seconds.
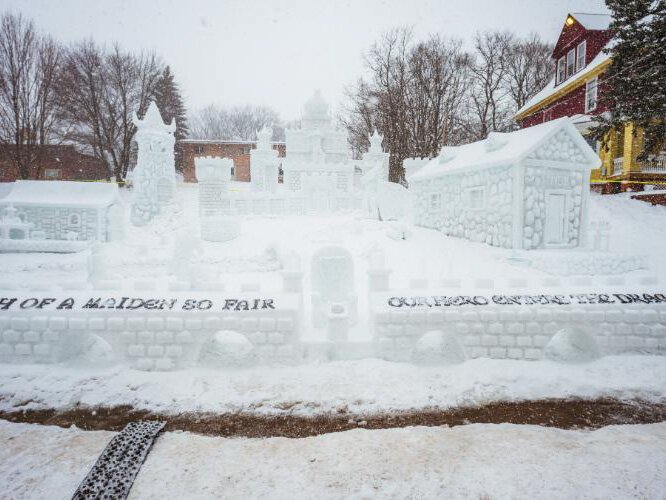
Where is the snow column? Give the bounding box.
[194,157,240,242]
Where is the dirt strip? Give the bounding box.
[2,399,666,438]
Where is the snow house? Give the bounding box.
[408,117,601,250]
[0,180,122,245]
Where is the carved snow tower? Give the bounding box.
[130,101,177,226]
[362,130,390,181]
[250,126,280,193]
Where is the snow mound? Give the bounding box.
[411,330,466,366]
[544,327,601,363]
[77,335,116,366]
[199,331,256,368]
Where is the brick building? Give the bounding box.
[0,145,108,182]
[515,13,666,193]
[177,140,286,182]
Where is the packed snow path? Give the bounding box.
[0,420,665,498]
[72,421,165,500]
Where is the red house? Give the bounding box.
[516,13,666,194]
[516,13,613,132]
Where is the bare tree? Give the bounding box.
[461,31,514,142]
[341,28,468,180]
[189,104,283,141]
[55,39,163,181]
[0,12,61,179]
[504,33,554,111]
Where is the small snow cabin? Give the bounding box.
[409,117,601,250]
[0,180,122,243]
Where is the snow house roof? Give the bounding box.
[1,180,120,208]
[409,117,601,182]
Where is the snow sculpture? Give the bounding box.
[375,181,413,222]
[169,233,203,283]
[363,131,390,181]
[0,204,33,240]
[409,117,601,250]
[327,303,349,343]
[311,245,357,327]
[88,243,109,284]
[403,157,430,182]
[360,131,393,218]
[199,331,256,367]
[411,330,466,365]
[282,91,355,195]
[0,180,122,252]
[106,204,125,242]
[195,156,240,242]
[130,101,177,226]
[544,327,601,363]
[250,126,279,192]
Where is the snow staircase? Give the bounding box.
[72,420,165,499]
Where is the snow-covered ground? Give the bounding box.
[1,419,665,499]
[1,356,664,416]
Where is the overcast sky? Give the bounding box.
[3,0,609,121]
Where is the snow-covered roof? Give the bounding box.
[515,41,612,118]
[1,180,119,208]
[571,12,611,31]
[410,117,600,182]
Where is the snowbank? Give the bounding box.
[0,355,664,416]
[1,419,665,499]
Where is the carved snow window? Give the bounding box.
[585,77,598,112]
[566,49,575,77]
[467,187,485,210]
[68,213,81,227]
[429,193,442,211]
[576,40,586,71]
[557,57,566,84]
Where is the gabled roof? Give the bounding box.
[570,12,611,31]
[515,40,612,119]
[1,180,119,208]
[410,117,600,182]
[552,12,611,59]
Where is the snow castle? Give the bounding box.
[130,102,177,226]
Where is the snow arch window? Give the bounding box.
[68,213,81,227]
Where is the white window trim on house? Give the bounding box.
[44,168,61,179]
[557,57,566,84]
[585,77,598,113]
[566,49,575,77]
[576,40,586,72]
[466,187,485,210]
